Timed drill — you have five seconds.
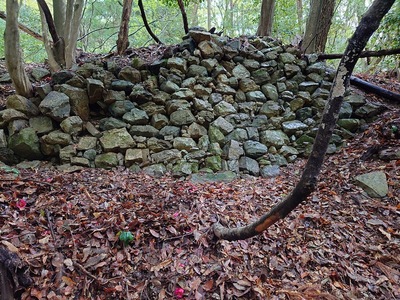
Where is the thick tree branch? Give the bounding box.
[0,11,44,42]
[350,76,400,102]
[318,48,400,60]
[36,0,60,44]
[213,0,396,241]
[137,0,162,44]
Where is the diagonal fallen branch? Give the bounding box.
[213,0,396,241]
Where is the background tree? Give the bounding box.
[256,0,275,36]
[4,0,33,97]
[301,0,336,53]
[116,0,133,54]
[213,0,396,241]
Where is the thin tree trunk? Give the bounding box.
[177,0,189,34]
[0,11,44,41]
[213,0,396,241]
[5,0,33,97]
[137,0,162,44]
[117,0,133,55]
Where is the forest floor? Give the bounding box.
[0,59,400,299]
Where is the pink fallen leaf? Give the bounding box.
[174,287,184,299]
[16,198,27,210]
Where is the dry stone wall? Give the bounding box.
[0,32,386,177]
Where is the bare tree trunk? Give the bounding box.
[64,0,84,69]
[53,0,66,37]
[207,0,211,32]
[138,0,162,44]
[256,0,275,36]
[117,0,133,55]
[4,0,33,97]
[213,0,396,241]
[301,0,335,53]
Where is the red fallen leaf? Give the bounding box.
[203,279,214,291]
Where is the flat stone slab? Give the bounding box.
[354,171,388,198]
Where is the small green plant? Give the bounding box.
[118,230,134,246]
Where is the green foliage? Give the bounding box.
[161,0,203,7]
[1,0,397,73]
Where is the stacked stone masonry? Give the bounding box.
[0,31,386,177]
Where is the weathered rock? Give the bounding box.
[173,137,197,151]
[260,130,290,147]
[8,128,43,160]
[129,125,159,138]
[243,140,268,158]
[95,152,119,169]
[205,155,222,171]
[42,130,72,146]
[354,171,388,198]
[100,128,135,151]
[151,149,182,164]
[188,123,207,139]
[125,148,149,166]
[260,165,281,178]
[58,84,90,121]
[282,120,308,135]
[337,119,360,133]
[29,116,54,134]
[151,114,169,129]
[129,84,153,104]
[118,66,142,83]
[87,78,104,104]
[108,100,135,117]
[0,109,28,128]
[189,171,237,183]
[60,116,83,135]
[223,140,244,160]
[122,108,149,125]
[77,136,97,150]
[170,110,196,126]
[39,91,70,122]
[239,156,259,176]
[6,95,40,116]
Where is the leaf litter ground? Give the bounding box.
[1,89,400,300]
